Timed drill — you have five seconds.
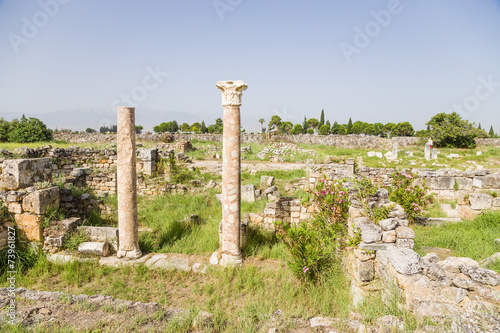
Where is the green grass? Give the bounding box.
[414,211,500,272]
[2,255,352,332]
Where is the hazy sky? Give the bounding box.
[1,0,500,132]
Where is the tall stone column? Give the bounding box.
[116,106,142,259]
[216,80,248,267]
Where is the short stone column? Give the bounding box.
[425,143,431,161]
[432,148,438,160]
[216,80,248,267]
[116,107,142,259]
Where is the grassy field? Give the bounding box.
[414,211,500,273]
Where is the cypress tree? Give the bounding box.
[319,109,325,127]
[347,118,353,134]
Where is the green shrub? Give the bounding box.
[387,171,434,223]
[7,115,52,143]
[276,179,350,283]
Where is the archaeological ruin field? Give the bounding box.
[1,126,500,332]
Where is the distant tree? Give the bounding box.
[319,124,330,135]
[325,120,331,128]
[427,112,478,148]
[415,129,430,137]
[331,121,340,134]
[180,122,191,132]
[306,118,319,131]
[85,128,96,133]
[307,128,314,135]
[213,118,223,134]
[135,125,143,134]
[99,125,117,133]
[352,121,365,135]
[0,118,12,142]
[268,115,282,132]
[154,121,179,133]
[302,116,308,134]
[319,109,325,128]
[382,123,397,138]
[278,121,293,134]
[346,118,353,134]
[337,124,347,135]
[200,120,207,133]
[478,123,482,130]
[364,124,376,135]
[190,122,201,133]
[393,122,414,137]
[291,124,303,135]
[8,115,52,143]
[489,125,495,137]
[258,118,265,133]
[207,125,215,133]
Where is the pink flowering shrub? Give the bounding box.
[275,179,350,283]
[388,171,434,222]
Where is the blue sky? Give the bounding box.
[1,0,500,132]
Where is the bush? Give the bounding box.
[7,115,52,143]
[307,128,314,135]
[387,171,434,222]
[319,124,330,135]
[427,112,481,148]
[276,179,350,283]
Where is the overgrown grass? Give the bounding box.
[3,255,352,331]
[414,211,500,272]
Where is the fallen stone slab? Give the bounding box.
[78,242,110,257]
[460,265,500,286]
[47,253,98,264]
[479,252,500,267]
[438,257,479,274]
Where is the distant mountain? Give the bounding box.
[0,109,220,132]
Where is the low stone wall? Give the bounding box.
[53,133,425,149]
[0,215,13,251]
[476,138,500,146]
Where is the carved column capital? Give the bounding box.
[216,80,248,107]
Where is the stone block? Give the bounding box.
[22,186,60,215]
[78,242,110,256]
[360,224,382,244]
[358,260,375,282]
[395,226,415,239]
[61,217,82,229]
[376,247,421,275]
[431,177,455,190]
[137,148,158,162]
[78,226,118,250]
[8,202,22,214]
[241,184,256,203]
[438,257,479,274]
[1,158,52,190]
[395,238,414,249]
[484,174,500,189]
[472,176,484,189]
[382,230,397,243]
[455,177,472,190]
[469,193,493,210]
[15,213,44,241]
[460,266,500,286]
[359,242,394,251]
[379,218,398,231]
[263,185,277,195]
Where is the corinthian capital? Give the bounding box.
[216,80,248,107]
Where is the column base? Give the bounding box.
[117,249,142,260]
[220,253,243,267]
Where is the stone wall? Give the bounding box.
[0,215,13,251]
[53,133,426,149]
